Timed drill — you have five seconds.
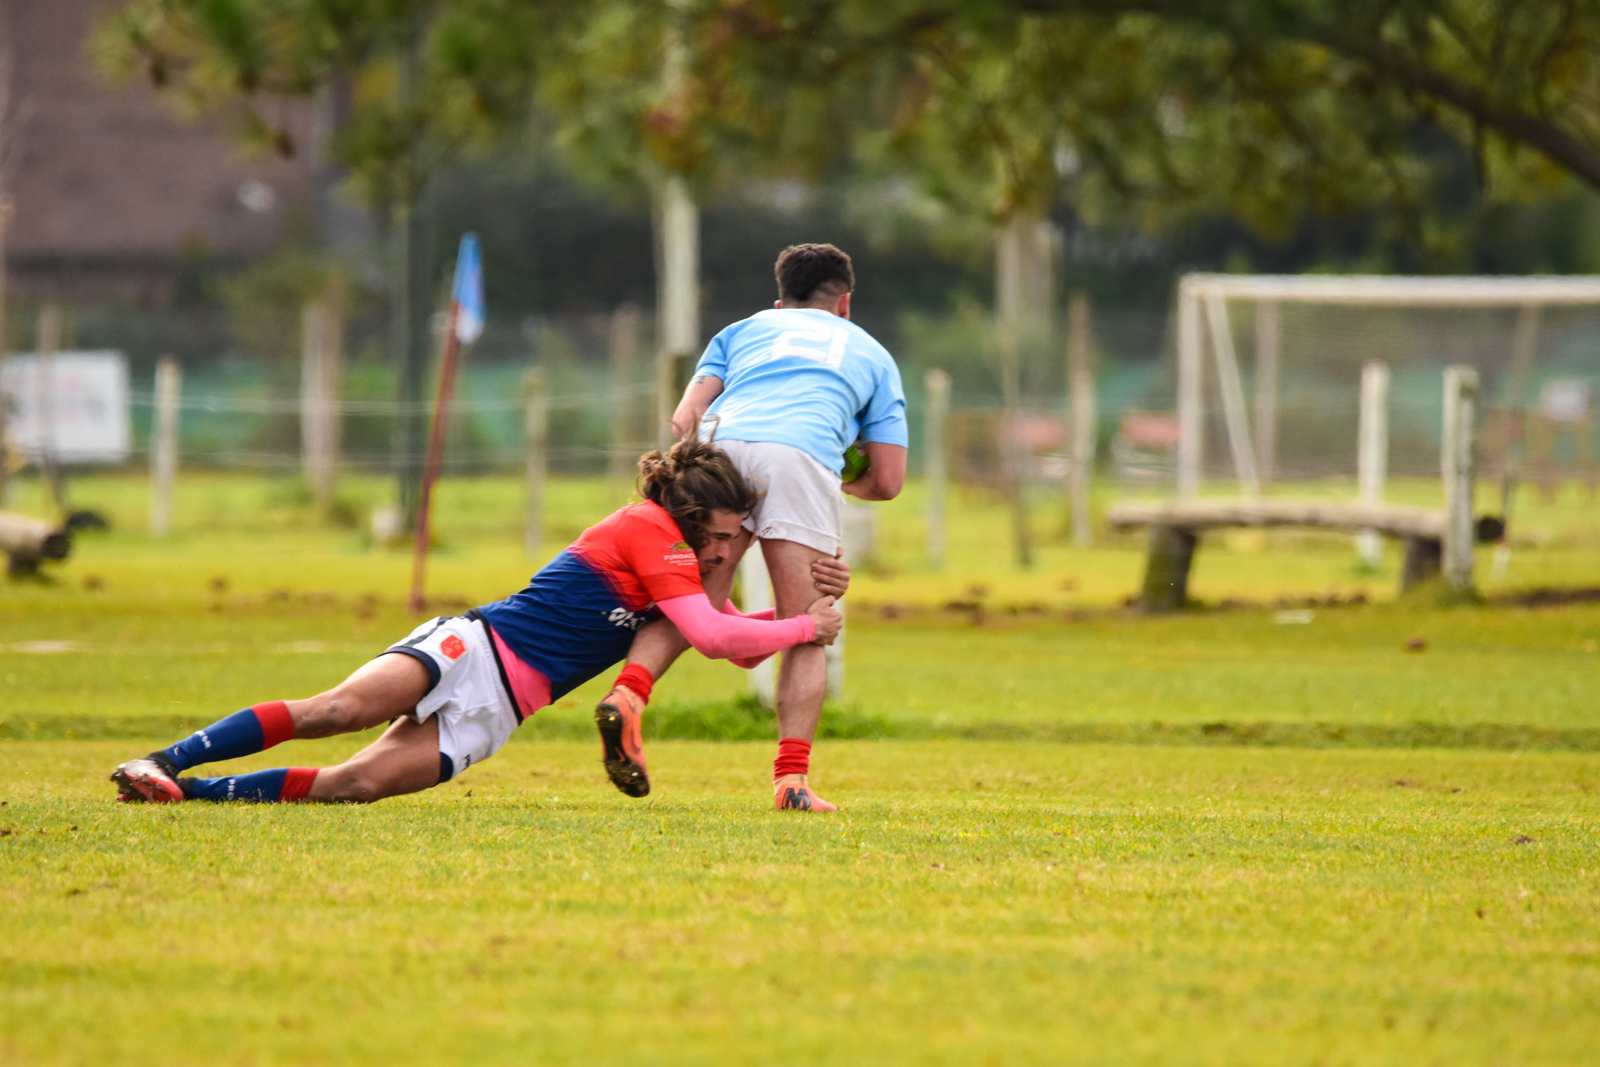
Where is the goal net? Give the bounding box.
[1158,274,1600,500]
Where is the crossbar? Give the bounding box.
[1182,273,1600,306]
[1107,500,1445,539]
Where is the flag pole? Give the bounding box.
[407,300,462,615]
[408,233,483,615]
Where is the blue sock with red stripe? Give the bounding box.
[184,767,319,802]
[161,702,296,772]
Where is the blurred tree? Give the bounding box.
[92,0,552,202]
[93,0,564,521]
[89,1,1600,538]
[684,0,1600,562]
[531,0,710,443]
[1026,0,1600,196]
[695,0,1591,251]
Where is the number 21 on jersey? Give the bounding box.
[769,323,847,369]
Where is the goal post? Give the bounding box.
[1174,272,1600,500]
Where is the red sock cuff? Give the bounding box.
[613,664,655,705]
[280,767,319,802]
[774,737,811,781]
[252,701,295,749]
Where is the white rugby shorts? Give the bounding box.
[383,612,521,782]
[715,438,842,555]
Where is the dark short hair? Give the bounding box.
[775,243,855,305]
[636,438,760,550]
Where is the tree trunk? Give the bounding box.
[302,288,344,516]
[994,212,1058,569]
[1066,291,1096,546]
[653,175,699,449]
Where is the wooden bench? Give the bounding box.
[0,512,72,578]
[1107,501,1496,612]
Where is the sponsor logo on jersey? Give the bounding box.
[440,634,466,660]
[665,540,698,566]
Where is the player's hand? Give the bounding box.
[806,596,842,645]
[811,552,850,598]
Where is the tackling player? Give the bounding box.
[110,439,844,805]
[611,243,907,813]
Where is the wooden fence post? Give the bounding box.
[1066,292,1096,546]
[1442,365,1479,594]
[0,357,9,508]
[150,356,180,536]
[654,176,698,449]
[523,370,546,559]
[301,297,343,515]
[1356,361,1390,567]
[36,303,65,512]
[924,367,949,566]
[607,304,642,487]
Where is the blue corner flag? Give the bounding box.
[452,233,484,344]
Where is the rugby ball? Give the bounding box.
[841,442,870,483]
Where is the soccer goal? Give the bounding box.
[1170,273,1600,501]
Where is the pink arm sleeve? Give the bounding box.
[717,600,778,668]
[717,599,775,622]
[657,594,814,661]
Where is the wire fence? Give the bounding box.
[4,297,1598,498]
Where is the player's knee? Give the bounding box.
[317,766,380,803]
[292,700,341,737]
[298,689,378,736]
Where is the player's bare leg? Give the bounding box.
[598,529,752,797]
[113,653,432,803]
[286,653,432,737]
[306,714,444,803]
[763,537,836,813]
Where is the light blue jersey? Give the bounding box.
[694,308,907,475]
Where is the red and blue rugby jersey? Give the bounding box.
[476,501,703,699]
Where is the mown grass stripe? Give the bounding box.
[8,701,1600,751]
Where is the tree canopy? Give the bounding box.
[93,0,1600,259]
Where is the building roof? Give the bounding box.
[3,0,319,303]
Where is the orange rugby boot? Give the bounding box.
[595,686,650,798]
[111,756,185,803]
[774,773,835,813]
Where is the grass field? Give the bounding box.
[5,742,1599,1064]
[3,472,1599,1062]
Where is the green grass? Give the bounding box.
[3,472,1600,1062]
[3,472,1599,742]
[5,545,1600,740]
[4,741,1599,1064]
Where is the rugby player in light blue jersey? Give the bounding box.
[612,243,907,813]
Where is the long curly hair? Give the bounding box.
[636,438,760,549]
